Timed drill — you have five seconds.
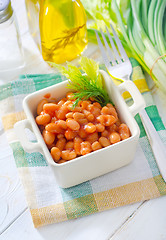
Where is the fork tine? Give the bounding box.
[110,24,129,61]
[105,26,122,63]
[95,30,112,69]
[100,29,117,65]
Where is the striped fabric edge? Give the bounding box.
[0,75,64,101]
[30,177,161,228]
[1,111,26,131]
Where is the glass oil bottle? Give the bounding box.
[39,0,88,64]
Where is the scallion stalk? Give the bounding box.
[82,0,166,93]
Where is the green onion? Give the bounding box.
[82,0,166,93]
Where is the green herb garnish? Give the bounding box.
[50,57,111,107]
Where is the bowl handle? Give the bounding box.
[118,80,146,116]
[14,119,42,154]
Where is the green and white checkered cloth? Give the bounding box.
[0,58,166,228]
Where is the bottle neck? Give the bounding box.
[0,0,13,24]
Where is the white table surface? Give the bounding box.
[1,1,166,240]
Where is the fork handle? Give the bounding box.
[139,108,166,182]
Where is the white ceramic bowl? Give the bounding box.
[14,70,145,188]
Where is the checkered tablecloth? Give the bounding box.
[0,59,166,228]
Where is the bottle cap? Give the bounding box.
[0,0,13,24]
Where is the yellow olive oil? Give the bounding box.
[39,0,88,64]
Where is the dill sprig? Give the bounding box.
[50,57,112,107]
[67,74,110,107]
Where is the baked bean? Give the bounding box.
[74,136,82,143]
[67,103,73,111]
[99,137,110,147]
[65,141,74,150]
[87,104,94,112]
[66,92,74,100]
[66,112,73,118]
[106,103,114,108]
[115,119,121,127]
[108,107,118,119]
[96,123,105,132]
[51,116,58,123]
[57,120,67,129]
[36,114,51,125]
[105,115,117,126]
[96,115,105,125]
[85,123,96,133]
[43,130,55,145]
[78,127,88,139]
[101,130,109,137]
[65,129,77,140]
[83,110,94,121]
[81,100,91,109]
[109,132,121,144]
[47,143,56,150]
[51,147,61,162]
[83,109,90,116]
[77,118,88,125]
[56,138,66,151]
[101,106,110,115]
[108,124,118,133]
[43,103,58,113]
[38,110,45,115]
[93,102,102,109]
[72,106,82,112]
[57,99,65,106]
[56,105,69,120]
[44,93,51,99]
[80,141,92,155]
[81,141,91,149]
[91,107,101,117]
[61,150,76,160]
[45,122,63,134]
[37,99,48,115]
[92,141,102,151]
[119,123,130,140]
[97,115,116,126]
[66,119,80,131]
[74,136,82,155]
[64,100,73,106]
[57,133,64,139]
[86,132,98,143]
[73,112,85,121]
[87,113,95,122]
[58,159,66,164]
